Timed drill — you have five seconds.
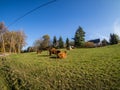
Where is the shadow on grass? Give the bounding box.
[37,55,49,57]
[50,56,58,59]
[37,54,59,59]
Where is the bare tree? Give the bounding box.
[41,34,50,49]
[9,31,17,53]
[15,31,27,53]
[33,34,50,51]
[0,22,27,54]
[0,22,8,53]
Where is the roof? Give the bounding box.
[88,39,100,43]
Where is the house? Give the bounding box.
[88,39,100,47]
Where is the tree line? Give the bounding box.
[26,26,120,52]
[0,22,119,53]
[0,22,26,53]
[28,26,85,52]
[27,35,69,52]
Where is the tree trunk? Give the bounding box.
[1,34,6,53]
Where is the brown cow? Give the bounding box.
[49,48,60,56]
[58,51,67,59]
[49,48,67,59]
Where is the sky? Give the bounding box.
[0,0,120,49]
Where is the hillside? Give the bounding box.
[0,44,120,90]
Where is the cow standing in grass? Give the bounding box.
[49,48,60,57]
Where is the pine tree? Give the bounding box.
[58,36,64,48]
[53,36,57,47]
[66,37,70,48]
[74,26,85,47]
[109,33,119,45]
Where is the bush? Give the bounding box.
[84,42,95,48]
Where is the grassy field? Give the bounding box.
[0,44,120,90]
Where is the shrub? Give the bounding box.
[84,42,95,48]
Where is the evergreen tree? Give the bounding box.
[58,36,64,48]
[101,39,108,46]
[66,37,70,48]
[74,26,85,47]
[53,36,57,47]
[109,33,119,45]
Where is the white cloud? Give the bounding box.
[114,18,120,37]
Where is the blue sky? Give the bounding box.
[0,0,120,49]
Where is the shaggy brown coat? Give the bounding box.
[58,51,67,59]
[49,48,60,56]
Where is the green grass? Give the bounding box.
[0,44,120,90]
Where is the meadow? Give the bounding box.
[0,44,120,90]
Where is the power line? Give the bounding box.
[7,0,57,28]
